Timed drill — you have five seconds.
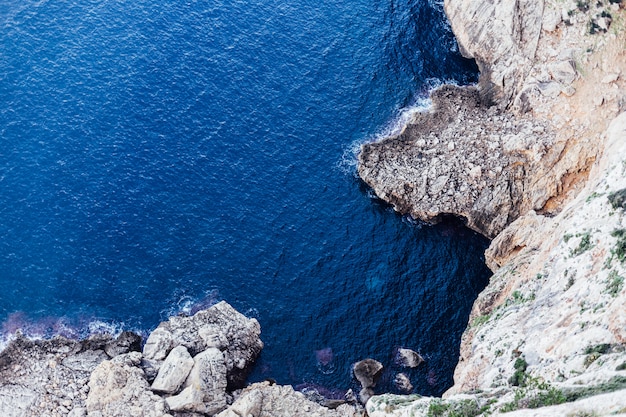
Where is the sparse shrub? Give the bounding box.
[610,229,626,262]
[608,188,626,210]
[570,232,593,257]
[510,357,529,387]
[606,270,624,296]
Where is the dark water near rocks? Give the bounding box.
[0,0,487,396]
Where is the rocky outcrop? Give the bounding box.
[216,382,359,417]
[358,85,562,238]
[143,301,263,390]
[86,352,170,417]
[360,0,626,415]
[0,301,363,417]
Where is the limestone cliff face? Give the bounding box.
[360,0,626,414]
[444,0,544,108]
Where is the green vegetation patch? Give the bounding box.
[501,379,566,413]
[610,229,626,263]
[608,189,626,210]
[509,357,529,387]
[562,376,626,402]
[427,399,488,417]
[606,270,624,297]
[570,232,594,257]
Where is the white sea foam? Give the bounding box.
[337,78,466,178]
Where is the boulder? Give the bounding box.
[165,347,228,414]
[394,348,424,368]
[353,359,383,389]
[142,301,263,388]
[394,373,413,393]
[151,345,194,394]
[86,352,170,417]
[216,382,359,417]
[104,331,142,358]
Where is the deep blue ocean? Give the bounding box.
[0,0,487,397]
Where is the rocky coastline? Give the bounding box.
[361,0,626,415]
[2,0,626,416]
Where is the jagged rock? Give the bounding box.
[165,347,228,414]
[142,301,263,388]
[444,0,543,107]
[86,352,170,417]
[394,348,424,368]
[0,336,110,416]
[393,373,413,393]
[358,85,560,238]
[151,345,194,394]
[353,359,383,389]
[549,60,577,85]
[143,327,174,361]
[104,331,142,358]
[216,382,360,417]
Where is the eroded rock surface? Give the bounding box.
[217,382,360,417]
[358,85,561,238]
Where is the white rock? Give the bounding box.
[150,345,194,394]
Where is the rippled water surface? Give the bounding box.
[0,0,487,395]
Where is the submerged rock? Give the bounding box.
[393,373,413,393]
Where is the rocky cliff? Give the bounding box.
[360,0,626,415]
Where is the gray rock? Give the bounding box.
[143,301,263,388]
[143,327,174,361]
[104,331,142,358]
[395,348,424,368]
[394,373,413,393]
[353,359,383,389]
[86,352,169,417]
[166,347,228,414]
[358,387,375,405]
[151,345,194,394]
[549,60,577,85]
[216,382,360,417]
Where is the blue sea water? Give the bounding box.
[0,0,487,396]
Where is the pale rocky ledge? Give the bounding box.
[2,0,626,416]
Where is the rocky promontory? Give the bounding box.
[360,0,626,415]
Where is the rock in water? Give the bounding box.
[353,359,383,389]
[394,373,413,393]
[394,348,424,368]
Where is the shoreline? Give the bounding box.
[361,0,626,415]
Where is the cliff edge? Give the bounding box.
[360,0,626,415]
